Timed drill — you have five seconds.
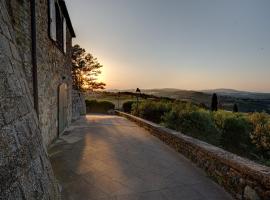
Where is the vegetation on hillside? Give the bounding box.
[88,89,270,114]
[127,99,270,166]
[139,89,270,114]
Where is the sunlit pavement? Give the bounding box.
[49,114,233,200]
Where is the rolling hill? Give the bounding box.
[107,88,270,113]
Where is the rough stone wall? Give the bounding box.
[5,0,33,100]
[0,0,60,199]
[6,0,73,146]
[117,111,270,200]
[36,0,73,146]
[72,90,86,121]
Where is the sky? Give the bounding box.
[65,0,270,92]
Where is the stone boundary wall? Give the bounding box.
[72,90,86,121]
[116,111,270,200]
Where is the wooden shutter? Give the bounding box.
[49,0,56,41]
[63,17,67,53]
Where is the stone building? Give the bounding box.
[5,0,76,146]
[0,0,81,199]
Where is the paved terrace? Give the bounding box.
[49,114,233,200]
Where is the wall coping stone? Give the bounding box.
[115,111,270,199]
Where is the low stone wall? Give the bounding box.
[116,111,270,200]
[72,90,86,121]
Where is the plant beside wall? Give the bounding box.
[131,100,172,124]
[220,116,251,154]
[122,101,136,113]
[249,112,270,161]
[130,99,270,166]
[85,100,115,114]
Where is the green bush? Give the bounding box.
[249,112,270,152]
[162,102,197,130]
[212,110,236,130]
[163,104,220,145]
[220,116,251,153]
[85,100,115,113]
[122,101,135,113]
[131,100,172,123]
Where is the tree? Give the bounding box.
[233,103,238,113]
[211,93,218,111]
[72,44,105,91]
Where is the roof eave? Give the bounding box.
[59,0,76,38]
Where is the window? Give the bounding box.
[63,18,67,53]
[55,3,63,49]
[49,0,56,41]
[49,0,66,53]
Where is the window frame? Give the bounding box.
[48,0,56,41]
[48,0,67,54]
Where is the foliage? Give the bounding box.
[129,99,270,165]
[72,44,105,91]
[131,100,172,123]
[161,101,199,131]
[85,100,115,113]
[163,104,220,145]
[233,103,239,112]
[122,101,135,113]
[220,116,251,153]
[212,110,235,130]
[211,93,218,111]
[249,112,270,152]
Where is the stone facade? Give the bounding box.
[0,0,59,198]
[116,111,270,200]
[5,0,75,146]
[36,0,74,146]
[0,0,81,198]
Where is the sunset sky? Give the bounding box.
[66,0,270,92]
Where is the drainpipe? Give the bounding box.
[30,0,39,117]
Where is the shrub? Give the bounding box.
[163,103,220,145]
[212,110,235,130]
[131,100,172,123]
[220,116,251,153]
[122,101,135,113]
[85,100,115,113]
[249,112,270,152]
[162,102,200,130]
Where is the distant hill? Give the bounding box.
[106,88,270,113]
[201,88,270,100]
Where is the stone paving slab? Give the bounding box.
[49,114,233,200]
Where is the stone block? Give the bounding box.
[0,33,12,57]
[9,41,21,61]
[0,54,13,73]
[244,186,260,200]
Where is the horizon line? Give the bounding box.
[101,88,270,94]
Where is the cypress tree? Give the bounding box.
[211,93,218,111]
[233,103,238,113]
